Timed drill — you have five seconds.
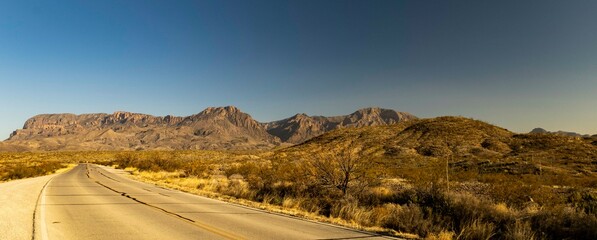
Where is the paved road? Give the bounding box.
[2,164,395,240]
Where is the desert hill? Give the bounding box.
[285,116,512,157]
[282,116,597,175]
[3,106,415,151]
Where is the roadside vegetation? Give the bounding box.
[2,147,595,239]
[0,151,113,181]
[105,147,597,240]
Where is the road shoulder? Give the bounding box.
[0,175,55,240]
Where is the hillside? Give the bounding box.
[282,116,597,175]
[285,117,510,156]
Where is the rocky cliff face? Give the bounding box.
[8,106,280,151]
[11,112,184,140]
[5,106,416,151]
[264,107,417,144]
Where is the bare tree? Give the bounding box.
[306,146,373,196]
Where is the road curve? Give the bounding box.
[14,164,396,240]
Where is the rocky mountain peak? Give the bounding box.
[290,113,312,122]
[354,107,382,114]
[191,106,259,129]
[353,107,415,120]
[265,107,417,144]
[340,107,417,127]
[530,128,548,134]
[107,111,137,122]
[201,106,240,116]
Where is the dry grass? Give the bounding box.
[0,152,90,181]
[103,146,596,239]
[425,230,455,240]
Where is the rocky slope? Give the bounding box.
[3,106,415,151]
[264,107,417,144]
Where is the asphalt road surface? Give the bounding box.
[1,164,396,240]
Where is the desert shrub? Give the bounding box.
[481,138,511,153]
[504,220,536,240]
[145,152,182,172]
[457,220,496,240]
[417,145,451,157]
[225,162,264,180]
[223,178,252,199]
[1,161,65,180]
[358,185,400,206]
[113,152,137,169]
[4,163,37,180]
[425,230,455,240]
[183,160,210,177]
[568,189,597,214]
[531,206,597,240]
[480,175,539,208]
[381,185,528,238]
[382,203,440,237]
[111,151,183,172]
[329,196,386,226]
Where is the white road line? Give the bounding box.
[39,178,52,240]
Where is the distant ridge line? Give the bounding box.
[2,106,416,151]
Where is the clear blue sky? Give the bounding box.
[1,0,596,139]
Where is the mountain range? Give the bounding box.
[264,107,416,144]
[529,128,592,138]
[1,106,415,151]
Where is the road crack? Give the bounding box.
[86,165,244,240]
[99,171,121,182]
[94,180,197,222]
